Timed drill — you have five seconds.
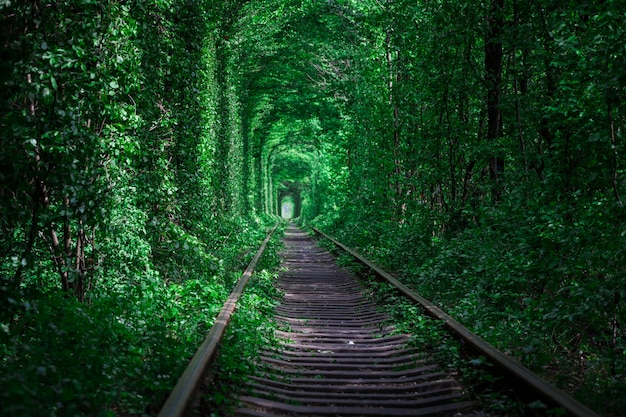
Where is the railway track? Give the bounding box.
[235,226,474,416]
[158,224,600,417]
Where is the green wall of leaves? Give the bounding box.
[1,1,274,414]
[303,1,626,414]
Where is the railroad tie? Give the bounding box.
[235,226,475,417]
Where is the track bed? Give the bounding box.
[235,226,475,417]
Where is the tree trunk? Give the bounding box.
[485,0,504,200]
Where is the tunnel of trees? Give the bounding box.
[1,0,625,415]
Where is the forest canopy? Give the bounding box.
[1,0,624,415]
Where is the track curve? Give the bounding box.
[235,226,475,417]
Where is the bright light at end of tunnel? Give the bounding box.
[281,197,295,219]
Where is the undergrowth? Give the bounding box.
[201,227,284,416]
[0,219,280,416]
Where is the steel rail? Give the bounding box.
[158,224,278,417]
[313,227,600,417]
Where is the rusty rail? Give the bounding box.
[158,224,278,417]
[312,227,600,417]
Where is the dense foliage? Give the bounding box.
[296,1,626,415]
[2,0,624,415]
[1,1,276,415]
